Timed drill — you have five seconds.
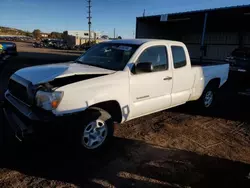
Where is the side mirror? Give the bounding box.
[135,62,153,73]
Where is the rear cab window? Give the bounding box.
[171,46,187,68]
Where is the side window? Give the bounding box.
[137,46,168,72]
[171,46,187,68]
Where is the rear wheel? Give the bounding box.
[200,85,217,109]
[203,90,214,108]
[75,107,114,151]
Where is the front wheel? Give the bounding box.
[75,107,114,151]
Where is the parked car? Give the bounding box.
[54,41,69,50]
[3,39,229,151]
[33,42,43,48]
[226,47,250,91]
[0,42,17,56]
[226,47,250,73]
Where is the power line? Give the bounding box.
[87,0,92,45]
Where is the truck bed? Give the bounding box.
[189,62,229,101]
[191,58,228,66]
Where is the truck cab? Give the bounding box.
[128,40,194,118]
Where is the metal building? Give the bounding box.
[68,30,101,40]
[136,5,250,62]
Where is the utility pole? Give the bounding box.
[143,9,145,17]
[87,0,92,45]
[114,28,116,39]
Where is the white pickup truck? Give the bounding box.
[4,39,229,150]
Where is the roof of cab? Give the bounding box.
[104,39,182,45]
[104,39,158,45]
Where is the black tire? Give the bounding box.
[74,107,114,152]
[199,84,218,109]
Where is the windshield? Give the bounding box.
[76,43,139,71]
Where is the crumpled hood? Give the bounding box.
[14,62,115,85]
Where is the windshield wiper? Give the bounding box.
[75,60,115,70]
[75,60,94,67]
[75,60,83,64]
[75,60,105,69]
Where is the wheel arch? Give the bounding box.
[89,100,123,123]
[206,78,221,89]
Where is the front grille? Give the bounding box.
[8,79,30,105]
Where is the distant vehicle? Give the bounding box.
[0,42,17,56]
[4,39,229,151]
[226,47,250,73]
[0,36,32,42]
[53,41,69,50]
[41,39,64,49]
[33,42,43,48]
[101,35,109,40]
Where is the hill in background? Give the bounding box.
[0,26,32,36]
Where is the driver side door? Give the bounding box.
[130,45,173,118]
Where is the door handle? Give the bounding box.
[163,76,172,81]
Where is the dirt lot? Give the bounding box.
[0,42,250,188]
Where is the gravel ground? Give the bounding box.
[0,42,250,188]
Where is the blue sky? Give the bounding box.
[0,0,249,38]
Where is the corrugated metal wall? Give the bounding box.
[244,32,250,47]
[137,19,245,61]
[136,21,175,39]
[182,32,240,61]
[137,11,250,62]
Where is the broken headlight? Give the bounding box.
[35,91,64,110]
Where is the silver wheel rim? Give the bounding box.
[82,119,108,149]
[204,90,213,107]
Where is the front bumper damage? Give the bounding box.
[3,107,33,141]
[3,91,75,142]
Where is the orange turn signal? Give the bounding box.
[51,100,59,109]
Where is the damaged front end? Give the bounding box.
[47,74,106,89]
[35,74,107,111]
[4,71,108,142]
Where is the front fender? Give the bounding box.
[52,71,130,121]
